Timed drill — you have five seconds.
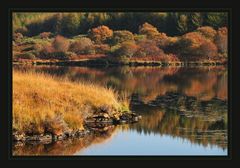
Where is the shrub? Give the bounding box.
[135,39,164,57]
[33,43,44,52]
[13,33,23,42]
[15,27,28,35]
[196,26,217,40]
[39,44,54,59]
[111,30,134,45]
[39,32,53,39]
[113,41,138,58]
[69,37,93,54]
[94,44,110,54]
[153,32,170,49]
[43,52,70,60]
[84,46,96,54]
[198,40,218,58]
[139,22,159,38]
[88,25,113,44]
[173,32,218,60]
[214,27,228,54]
[16,52,36,59]
[52,35,70,52]
[134,34,146,41]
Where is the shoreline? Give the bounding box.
[13,112,142,144]
[13,59,228,67]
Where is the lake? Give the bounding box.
[13,65,228,156]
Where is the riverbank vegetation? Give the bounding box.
[13,71,129,136]
[13,12,228,65]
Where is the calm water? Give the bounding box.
[13,65,228,156]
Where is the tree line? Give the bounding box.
[13,12,228,37]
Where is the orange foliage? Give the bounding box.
[52,35,70,52]
[139,22,159,38]
[196,26,217,40]
[88,25,113,44]
[39,32,52,39]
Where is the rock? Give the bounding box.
[133,116,139,122]
[93,112,110,119]
[39,134,52,142]
[57,135,65,141]
[13,133,26,141]
[103,113,110,118]
[119,120,127,124]
[52,135,58,141]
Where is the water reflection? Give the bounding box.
[13,65,228,155]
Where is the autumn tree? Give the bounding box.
[39,32,53,39]
[173,32,218,60]
[110,30,134,45]
[88,25,113,44]
[153,32,170,50]
[198,40,218,58]
[113,41,138,58]
[69,37,93,54]
[135,39,163,57]
[52,35,69,52]
[139,22,159,38]
[196,26,217,41]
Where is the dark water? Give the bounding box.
[13,65,228,156]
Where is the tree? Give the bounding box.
[69,37,93,54]
[204,12,227,29]
[88,25,113,44]
[187,13,203,31]
[110,30,135,45]
[61,13,81,36]
[136,39,163,57]
[173,32,218,60]
[196,26,217,41]
[198,40,218,58]
[52,35,69,52]
[39,32,53,39]
[139,22,159,38]
[177,14,188,34]
[153,32,169,49]
[113,41,138,58]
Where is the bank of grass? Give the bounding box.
[13,71,128,135]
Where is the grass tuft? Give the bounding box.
[13,70,127,135]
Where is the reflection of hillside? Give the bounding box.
[13,66,227,103]
[129,92,227,149]
[13,126,117,156]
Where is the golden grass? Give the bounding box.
[13,70,125,134]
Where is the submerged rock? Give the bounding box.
[85,111,142,125]
[12,110,142,145]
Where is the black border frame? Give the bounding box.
[1,0,239,166]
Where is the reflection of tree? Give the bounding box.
[129,92,227,149]
[14,65,227,102]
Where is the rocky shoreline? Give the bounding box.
[12,111,142,145]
